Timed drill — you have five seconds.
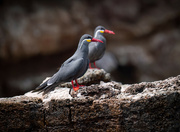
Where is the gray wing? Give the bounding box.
[47,57,84,85]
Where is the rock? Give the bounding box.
[60,69,111,87]
[25,68,112,101]
[0,72,180,131]
[0,96,44,131]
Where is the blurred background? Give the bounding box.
[0,0,180,97]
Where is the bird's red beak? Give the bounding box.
[91,38,103,43]
[104,29,115,34]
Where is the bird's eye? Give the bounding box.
[87,36,91,39]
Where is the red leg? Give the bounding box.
[93,62,99,69]
[75,80,84,87]
[93,62,96,68]
[89,63,92,69]
[71,80,79,91]
[75,80,79,87]
[71,80,75,87]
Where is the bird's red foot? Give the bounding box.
[75,80,85,88]
[71,80,79,91]
[79,85,85,87]
[73,87,79,91]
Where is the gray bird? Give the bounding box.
[33,34,103,94]
[88,26,115,68]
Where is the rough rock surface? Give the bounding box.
[0,69,179,131]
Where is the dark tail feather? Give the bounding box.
[42,83,59,95]
[33,80,63,95]
[32,81,48,93]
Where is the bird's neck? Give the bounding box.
[76,44,89,58]
[94,30,104,38]
[94,34,106,45]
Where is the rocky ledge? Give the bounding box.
[0,69,180,131]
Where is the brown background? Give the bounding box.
[0,0,180,97]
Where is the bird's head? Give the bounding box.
[79,34,103,48]
[94,26,115,36]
